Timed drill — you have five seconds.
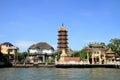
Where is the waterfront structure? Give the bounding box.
[58,49,80,63]
[0,42,19,63]
[28,42,54,63]
[85,44,116,64]
[59,49,67,62]
[106,48,116,64]
[57,25,80,64]
[57,24,68,52]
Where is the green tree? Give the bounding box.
[71,50,80,57]
[71,49,87,61]
[15,52,28,63]
[54,51,62,61]
[107,38,120,56]
[0,52,3,61]
[79,49,87,60]
[66,48,73,56]
[100,42,106,47]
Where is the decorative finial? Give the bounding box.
[62,23,64,26]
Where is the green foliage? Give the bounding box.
[0,53,9,63]
[100,42,106,47]
[71,50,80,57]
[47,57,54,63]
[107,38,120,56]
[66,48,73,56]
[15,52,28,63]
[79,49,87,60]
[71,49,87,61]
[54,51,62,61]
[0,52,3,61]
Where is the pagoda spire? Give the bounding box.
[62,23,64,27]
[57,24,68,52]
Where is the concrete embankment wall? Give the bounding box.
[55,64,120,68]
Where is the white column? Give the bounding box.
[99,51,102,64]
[87,52,90,64]
[42,56,45,63]
[92,52,94,64]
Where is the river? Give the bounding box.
[0,68,120,80]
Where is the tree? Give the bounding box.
[79,49,87,60]
[0,52,3,61]
[66,48,73,56]
[15,52,28,63]
[71,49,87,61]
[71,50,80,57]
[107,38,120,56]
[100,42,106,47]
[53,51,62,61]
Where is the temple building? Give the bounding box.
[85,44,116,64]
[28,42,54,63]
[57,24,68,52]
[0,42,19,63]
[56,25,80,64]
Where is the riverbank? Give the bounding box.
[11,63,120,69]
[13,63,55,68]
[55,64,120,68]
[0,62,12,68]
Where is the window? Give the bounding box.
[6,45,9,47]
[9,49,13,52]
[8,49,13,52]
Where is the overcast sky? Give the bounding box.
[0,0,120,52]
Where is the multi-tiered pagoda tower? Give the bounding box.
[57,24,68,52]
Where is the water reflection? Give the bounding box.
[0,68,120,80]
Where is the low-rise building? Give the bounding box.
[28,42,54,63]
[0,42,19,63]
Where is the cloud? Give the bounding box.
[14,40,35,52]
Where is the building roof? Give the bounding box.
[58,24,67,32]
[29,42,54,50]
[106,48,115,53]
[29,44,36,49]
[89,44,103,48]
[1,42,13,46]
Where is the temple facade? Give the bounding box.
[85,44,116,64]
[57,24,68,52]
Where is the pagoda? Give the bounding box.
[57,24,68,52]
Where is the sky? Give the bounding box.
[0,0,120,52]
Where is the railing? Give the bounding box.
[56,61,90,65]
